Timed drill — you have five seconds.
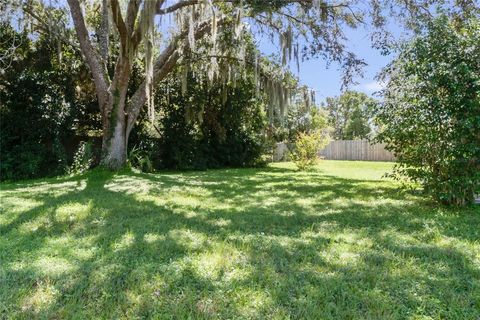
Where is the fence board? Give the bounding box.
[273,140,395,162]
[318,140,395,161]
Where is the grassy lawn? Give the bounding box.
[1,161,479,319]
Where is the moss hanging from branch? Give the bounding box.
[140,0,156,123]
[181,64,189,95]
[135,0,307,127]
[188,8,196,52]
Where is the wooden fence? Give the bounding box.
[273,140,395,162]
[319,140,395,161]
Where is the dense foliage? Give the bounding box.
[0,25,100,180]
[6,0,471,169]
[144,70,268,170]
[0,24,273,179]
[375,16,480,205]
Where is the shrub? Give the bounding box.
[0,143,44,180]
[375,16,480,205]
[150,67,268,170]
[291,131,329,170]
[128,145,154,173]
[0,70,73,180]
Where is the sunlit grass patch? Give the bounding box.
[0,197,43,215]
[21,279,59,315]
[55,201,92,223]
[32,257,77,277]
[1,161,479,319]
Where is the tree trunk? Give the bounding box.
[101,99,128,170]
[101,61,131,170]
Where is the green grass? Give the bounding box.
[1,161,479,319]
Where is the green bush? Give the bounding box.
[375,16,480,205]
[128,145,154,173]
[291,132,329,170]
[0,24,101,180]
[150,67,268,170]
[0,69,72,180]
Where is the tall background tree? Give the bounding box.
[324,90,377,140]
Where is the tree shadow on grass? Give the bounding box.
[1,166,479,319]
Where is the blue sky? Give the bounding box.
[296,27,392,100]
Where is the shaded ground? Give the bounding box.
[1,161,479,319]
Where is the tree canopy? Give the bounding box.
[324,90,377,140]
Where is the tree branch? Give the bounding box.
[156,0,219,15]
[99,0,110,61]
[67,0,110,108]
[110,0,128,51]
[130,0,167,53]
[126,16,228,135]
[156,0,352,15]
[125,0,141,34]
